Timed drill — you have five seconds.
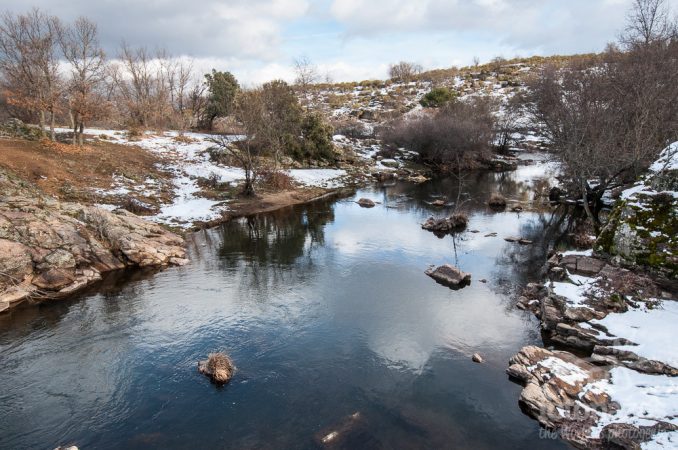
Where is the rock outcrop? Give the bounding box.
[596,142,677,281]
[0,168,187,312]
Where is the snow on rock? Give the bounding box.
[588,300,678,369]
[551,273,598,309]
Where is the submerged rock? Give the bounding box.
[198,352,235,385]
[425,264,471,289]
[357,198,376,208]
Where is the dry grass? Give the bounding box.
[449,212,469,228]
[488,192,507,208]
[258,169,296,191]
[199,352,235,384]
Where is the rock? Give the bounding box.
[408,175,429,184]
[357,198,376,208]
[422,214,468,234]
[518,238,533,245]
[431,199,446,207]
[425,264,471,289]
[504,236,520,243]
[0,167,187,313]
[511,205,524,213]
[472,353,483,363]
[198,352,235,385]
[380,158,400,168]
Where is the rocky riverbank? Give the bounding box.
[509,143,678,449]
[0,167,187,314]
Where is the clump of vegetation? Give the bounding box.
[388,61,423,82]
[488,192,507,208]
[420,87,456,108]
[258,169,296,191]
[380,98,495,170]
[526,0,678,229]
[198,352,235,385]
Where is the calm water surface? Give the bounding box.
[0,158,567,449]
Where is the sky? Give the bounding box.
[3,0,677,84]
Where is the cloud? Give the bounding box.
[1,0,310,60]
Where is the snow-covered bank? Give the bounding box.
[55,128,350,227]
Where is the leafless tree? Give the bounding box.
[0,8,64,140]
[60,17,108,145]
[293,55,318,100]
[388,61,423,83]
[211,89,269,196]
[624,0,672,45]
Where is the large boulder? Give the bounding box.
[596,142,677,280]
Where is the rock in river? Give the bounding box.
[425,264,471,289]
[357,198,376,208]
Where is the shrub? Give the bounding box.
[420,87,456,108]
[380,98,495,168]
[257,169,295,190]
[299,113,335,161]
[488,192,507,208]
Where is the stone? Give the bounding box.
[425,264,471,289]
[357,198,376,208]
[472,353,483,363]
[422,215,468,234]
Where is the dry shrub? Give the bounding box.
[258,169,296,190]
[199,352,235,384]
[449,212,468,228]
[173,134,196,144]
[121,197,156,215]
[601,270,660,301]
[488,192,507,208]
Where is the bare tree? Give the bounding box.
[388,61,423,83]
[60,17,108,145]
[211,89,268,196]
[293,55,318,94]
[624,0,672,45]
[0,8,63,140]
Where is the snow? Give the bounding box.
[649,142,678,173]
[561,249,593,257]
[642,431,678,449]
[589,300,678,368]
[288,169,347,188]
[621,141,678,202]
[586,367,678,438]
[551,273,597,309]
[534,357,589,386]
[54,127,350,227]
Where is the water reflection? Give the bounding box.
[0,157,566,449]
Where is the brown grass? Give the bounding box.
[488,192,507,208]
[199,352,235,384]
[258,169,296,191]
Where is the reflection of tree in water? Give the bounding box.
[215,200,336,296]
[492,206,580,307]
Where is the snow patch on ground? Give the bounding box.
[551,273,598,309]
[586,367,678,438]
[589,300,678,369]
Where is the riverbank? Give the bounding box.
[508,143,678,449]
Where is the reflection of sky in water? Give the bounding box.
[0,161,565,450]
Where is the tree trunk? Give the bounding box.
[39,111,46,134]
[78,122,84,146]
[581,180,600,233]
[70,111,77,145]
[49,110,55,141]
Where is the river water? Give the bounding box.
[0,156,567,449]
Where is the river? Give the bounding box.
[0,155,567,449]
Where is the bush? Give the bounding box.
[488,192,507,208]
[420,87,456,108]
[299,113,335,161]
[380,98,495,168]
[258,169,296,190]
